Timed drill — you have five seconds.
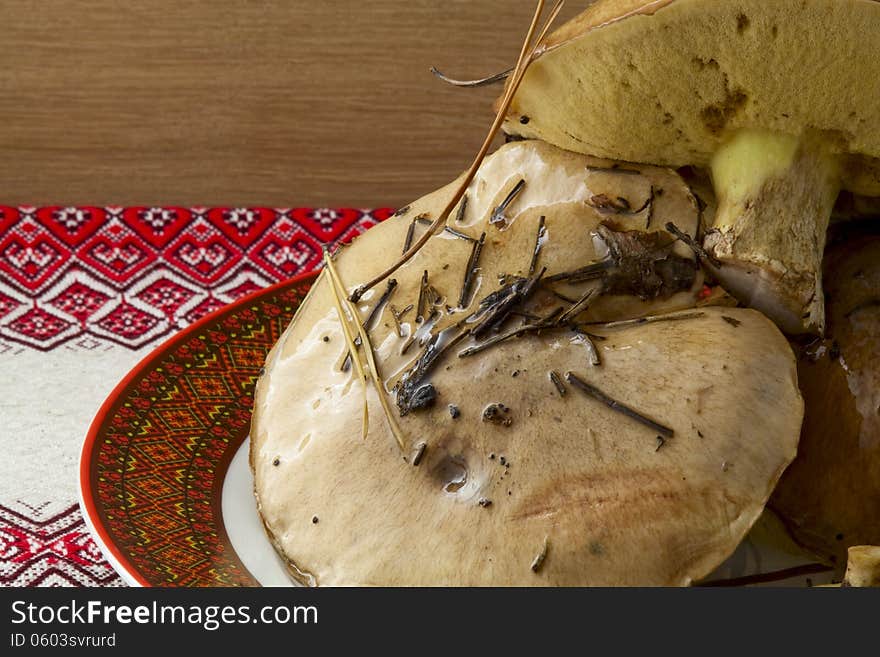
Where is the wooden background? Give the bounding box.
[0,1,584,208]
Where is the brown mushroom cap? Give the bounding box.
[770,233,880,566]
[250,140,803,586]
[501,0,880,194]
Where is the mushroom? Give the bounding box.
[377,139,709,326]
[843,546,880,587]
[496,0,880,334]
[250,140,803,586]
[769,231,880,567]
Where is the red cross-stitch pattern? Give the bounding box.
[0,206,391,351]
[1,206,390,587]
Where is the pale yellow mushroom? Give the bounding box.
[842,546,880,587]
[497,0,880,334]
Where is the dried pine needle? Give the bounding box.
[323,249,369,440]
[324,250,407,452]
[590,311,705,330]
[429,65,513,88]
[349,0,565,303]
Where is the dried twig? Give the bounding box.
[455,194,469,224]
[549,370,566,396]
[529,215,546,276]
[459,232,486,308]
[341,278,398,370]
[557,287,597,325]
[665,221,722,267]
[565,372,674,438]
[429,65,513,88]
[589,311,705,330]
[490,178,526,227]
[324,250,407,450]
[349,0,565,303]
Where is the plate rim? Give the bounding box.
[78,270,319,587]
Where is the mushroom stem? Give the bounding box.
[704,129,840,335]
[842,546,880,587]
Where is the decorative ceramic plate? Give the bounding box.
[79,271,832,587]
[79,273,316,587]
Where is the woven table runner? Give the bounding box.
[0,206,390,586]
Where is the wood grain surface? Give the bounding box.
[0,1,584,208]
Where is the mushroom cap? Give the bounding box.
[250,140,803,586]
[501,0,880,195]
[770,233,880,565]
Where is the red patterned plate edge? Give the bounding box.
[78,270,319,587]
